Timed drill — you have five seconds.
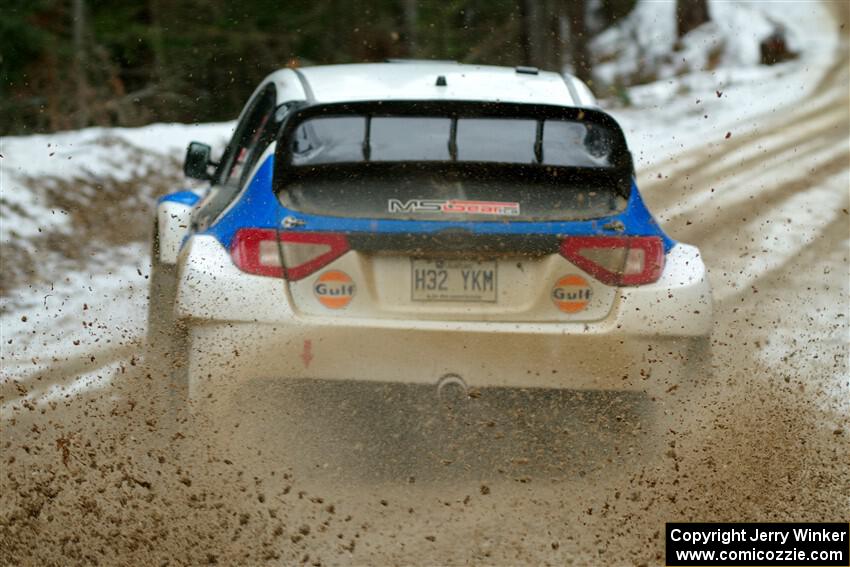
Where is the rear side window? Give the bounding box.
[219,86,277,187]
[193,86,278,230]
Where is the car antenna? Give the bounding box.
[435,75,447,87]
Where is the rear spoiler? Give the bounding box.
[273,100,634,192]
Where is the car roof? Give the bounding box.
[264,62,595,108]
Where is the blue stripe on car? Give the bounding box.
[158,190,201,206]
[200,158,281,247]
[200,155,676,253]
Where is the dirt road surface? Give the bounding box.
[2,6,848,566]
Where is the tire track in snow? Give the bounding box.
[0,344,138,415]
[658,105,846,211]
[642,32,848,181]
[716,208,848,308]
[658,134,843,231]
[673,151,849,245]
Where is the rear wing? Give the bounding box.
[273,100,634,195]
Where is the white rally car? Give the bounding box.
[148,61,712,411]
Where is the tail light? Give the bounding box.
[230,229,350,280]
[559,236,664,286]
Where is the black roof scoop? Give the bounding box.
[515,66,539,75]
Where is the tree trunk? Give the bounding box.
[72,0,89,128]
[520,0,543,67]
[557,11,569,72]
[402,0,418,57]
[676,0,710,38]
[547,0,566,72]
[149,0,168,87]
[565,0,591,81]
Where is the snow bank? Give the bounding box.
[1,122,233,240]
[591,0,828,87]
[600,1,840,171]
[1,122,232,385]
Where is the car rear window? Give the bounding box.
[279,112,630,221]
[290,116,618,168]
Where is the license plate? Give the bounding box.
[411,259,497,302]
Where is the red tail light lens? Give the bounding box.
[559,236,664,286]
[230,229,350,280]
[280,231,350,280]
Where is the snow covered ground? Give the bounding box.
[599,0,848,412]
[0,123,232,407]
[1,123,232,240]
[604,0,840,169]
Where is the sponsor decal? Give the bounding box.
[313,270,356,309]
[551,274,592,313]
[387,198,520,216]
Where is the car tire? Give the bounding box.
[147,227,189,427]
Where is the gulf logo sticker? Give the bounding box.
[313,270,356,309]
[551,274,593,313]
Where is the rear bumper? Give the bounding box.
[174,235,712,396]
[186,322,704,400]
